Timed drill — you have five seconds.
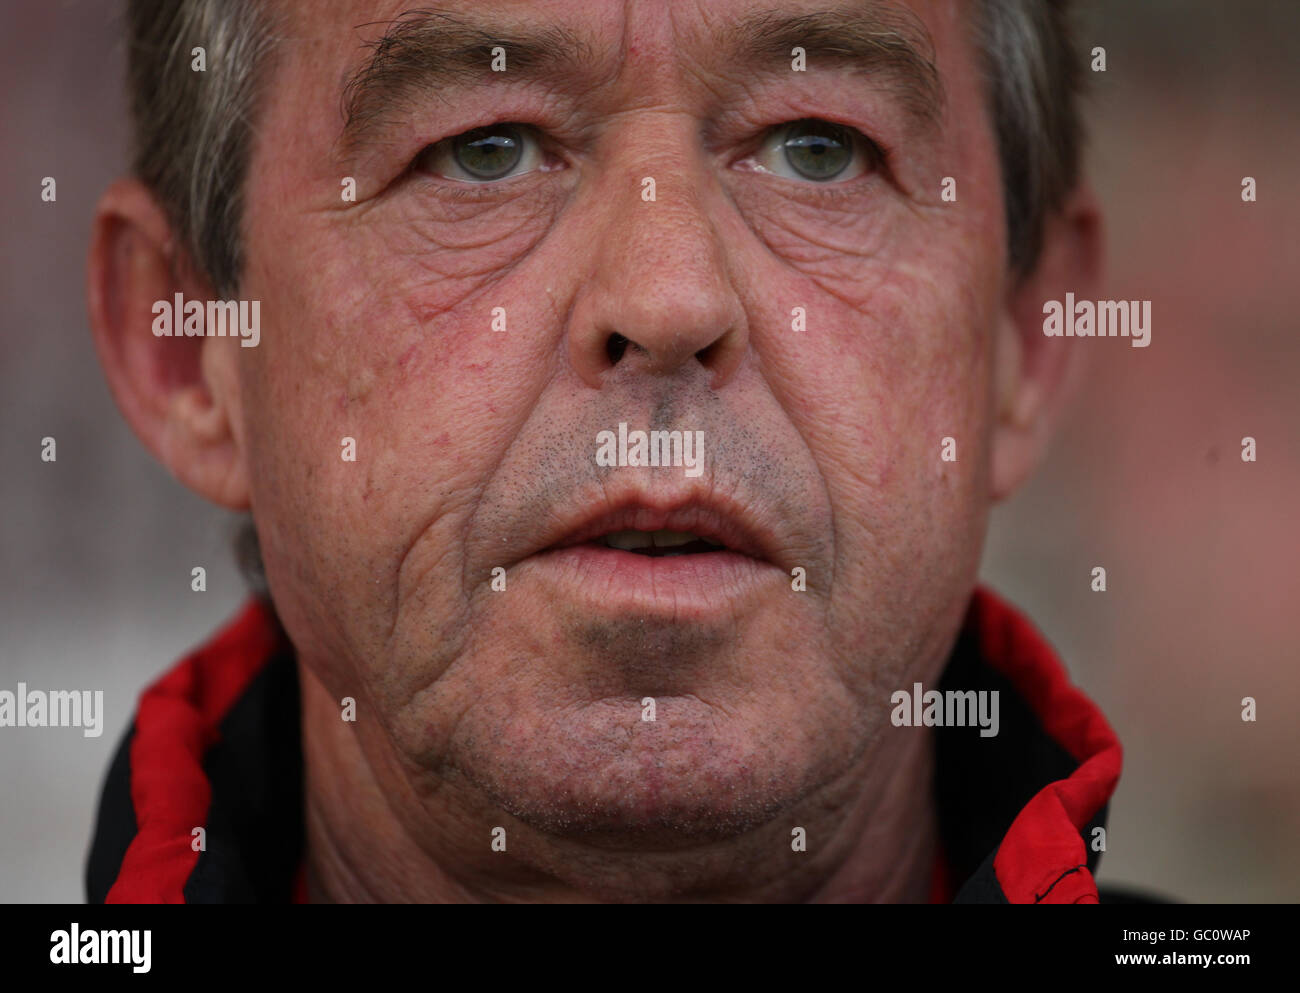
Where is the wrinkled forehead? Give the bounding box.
[266,0,979,145]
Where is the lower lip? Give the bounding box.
[521,543,782,617]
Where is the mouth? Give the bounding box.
[594,530,728,557]
[537,500,776,566]
[506,494,784,613]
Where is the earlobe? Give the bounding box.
[989,184,1104,502]
[87,178,251,510]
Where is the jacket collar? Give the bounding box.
[87,586,1121,903]
[934,587,1122,903]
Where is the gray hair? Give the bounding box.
[126,0,280,297]
[975,0,1085,274]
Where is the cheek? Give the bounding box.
[732,205,999,666]
[233,210,564,703]
[742,196,997,494]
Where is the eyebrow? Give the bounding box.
[339,4,945,152]
[340,10,597,153]
[721,6,945,126]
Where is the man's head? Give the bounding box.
[88,0,1101,899]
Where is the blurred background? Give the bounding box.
[2,0,1297,901]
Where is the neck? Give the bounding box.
[298,661,938,903]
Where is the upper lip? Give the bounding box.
[525,487,782,566]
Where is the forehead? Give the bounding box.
[275,0,977,103]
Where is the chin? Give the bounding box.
[447,692,855,846]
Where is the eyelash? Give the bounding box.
[405,123,555,200]
[738,120,888,189]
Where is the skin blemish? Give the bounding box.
[348,366,377,403]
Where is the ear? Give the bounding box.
[989,184,1104,501]
[86,178,250,509]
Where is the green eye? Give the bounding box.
[781,121,853,181]
[453,125,524,179]
[416,123,544,183]
[740,119,876,185]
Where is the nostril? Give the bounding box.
[606,332,628,365]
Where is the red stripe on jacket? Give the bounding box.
[106,599,285,903]
[971,588,1123,903]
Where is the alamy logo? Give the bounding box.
[0,683,103,737]
[890,682,999,737]
[152,292,261,347]
[595,423,705,477]
[50,924,150,973]
[1043,293,1151,348]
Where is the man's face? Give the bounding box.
[236,0,1005,847]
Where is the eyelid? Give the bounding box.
[413,122,550,183]
[738,119,884,184]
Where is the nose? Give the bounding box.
[567,160,748,390]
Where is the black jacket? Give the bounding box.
[87,586,1131,903]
